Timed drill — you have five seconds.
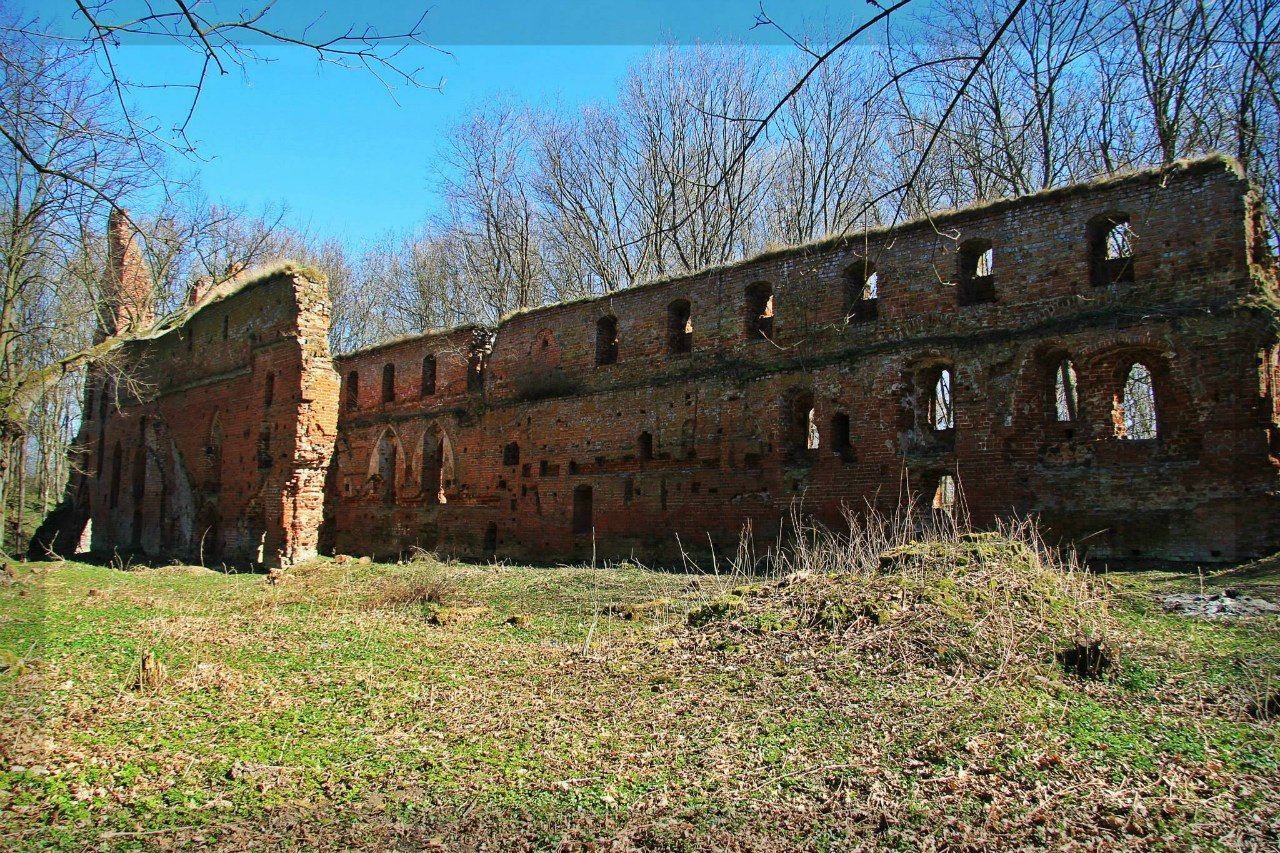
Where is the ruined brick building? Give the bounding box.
[34,157,1280,567]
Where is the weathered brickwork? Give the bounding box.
[35,260,340,567]
[36,157,1280,566]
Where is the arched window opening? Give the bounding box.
[1089,214,1135,286]
[957,239,996,305]
[638,431,654,461]
[1116,363,1158,440]
[572,484,593,535]
[1053,359,1079,422]
[745,282,775,339]
[595,315,619,366]
[421,427,448,504]
[381,363,395,404]
[345,371,359,410]
[503,442,520,466]
[831,412,853,459]
[931,369,955,431]
[421,355,437,397]
[933,474,957,513]
[374,430,398,504]
[667,299,693,354]
[845,262,879,322]
[263,373,275,407]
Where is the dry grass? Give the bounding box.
[2,510,1277,850]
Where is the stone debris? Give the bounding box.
[1160,589,1280,619]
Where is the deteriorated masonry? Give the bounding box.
[35,157,1280,566]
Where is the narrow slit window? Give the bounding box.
[831,412,852,458]
[1117,363,1158,440]
[345,371,359,410]
[572,485,593,535]
[1054,359,1079,422]
[263,372,275,408]
[382,363,395,404]
[421,355,437,397]
[931,369,955,430]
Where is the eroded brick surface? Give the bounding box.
[36,158,1280,567]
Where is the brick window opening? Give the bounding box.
[264,372,275,407]
[382,363,395,404]
[421,355,436,397]
[221,314,229,340]
[503,442,520,466]
[931,369,955,431]
[596,315,619,366]
[745,282,775,340]
[831,412,853,459]
[638,431,654,461]
[467,349,486,393]
[668,299,693,354]
[784,391,818,461]
[572,484,593,536]
[845,262,879,322]
[1115,362,1158,440]
[933,474,957,513]
[1088,213,1135,286]
[483,522,498,553]
[1054,358,1079,422]
[422,428,448,504]
[375,430,398,504]
[957,239,995,305]
[345,371,359,410]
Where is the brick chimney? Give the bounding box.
[103,208,153,337]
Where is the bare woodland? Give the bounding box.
[1,0,1277,551]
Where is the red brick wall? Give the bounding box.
[38,157,1280,567]
[330,158,1280,565]
[39,265,340,567]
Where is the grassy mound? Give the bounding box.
[685,531,1111,676]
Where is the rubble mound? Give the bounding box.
[685,532,1112,675]
[1161,589,1280,620]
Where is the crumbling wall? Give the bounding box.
[330,157,1280,565]
[34,264,339,567]
[39,157,1280,568]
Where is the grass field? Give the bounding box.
[1,529,1278,850]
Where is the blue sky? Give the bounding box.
[24,0,914,246]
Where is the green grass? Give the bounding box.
[1,550,1277,849]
